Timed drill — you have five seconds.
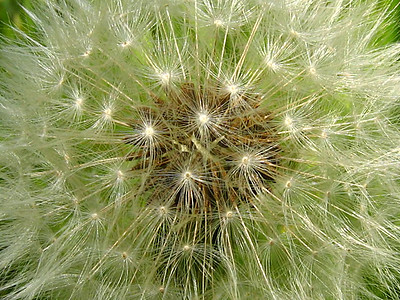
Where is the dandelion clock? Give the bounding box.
[1,0,400,299]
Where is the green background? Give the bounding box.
[0,0,34,39]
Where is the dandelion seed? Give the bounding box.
[225,211,234,218]
[183,171,192,180]
[226,84,239,95]
[309,66,317,76]
[119,40,131,48]
[63,153,70,164]
[290,29,299,37]
[159,206,167,215]
[75,97,84,108]
[159,71,171,86]
[284,115,293,128]
[320,129,328,139]
[56,77,64,88]
[143,125,154,137]
[116,170,124,180]
[103,108,113,119]
[82,49,91,57]
[214,19,224,27]
[265,59,280,71]
[198,112,210,125]
[285,180,292,189]
[241,155,250,166]
[72,197,80,206]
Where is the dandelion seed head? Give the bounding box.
[2,1,400,299]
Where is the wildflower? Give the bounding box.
[1,0,400,299]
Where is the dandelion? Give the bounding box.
[1,0,400,299]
